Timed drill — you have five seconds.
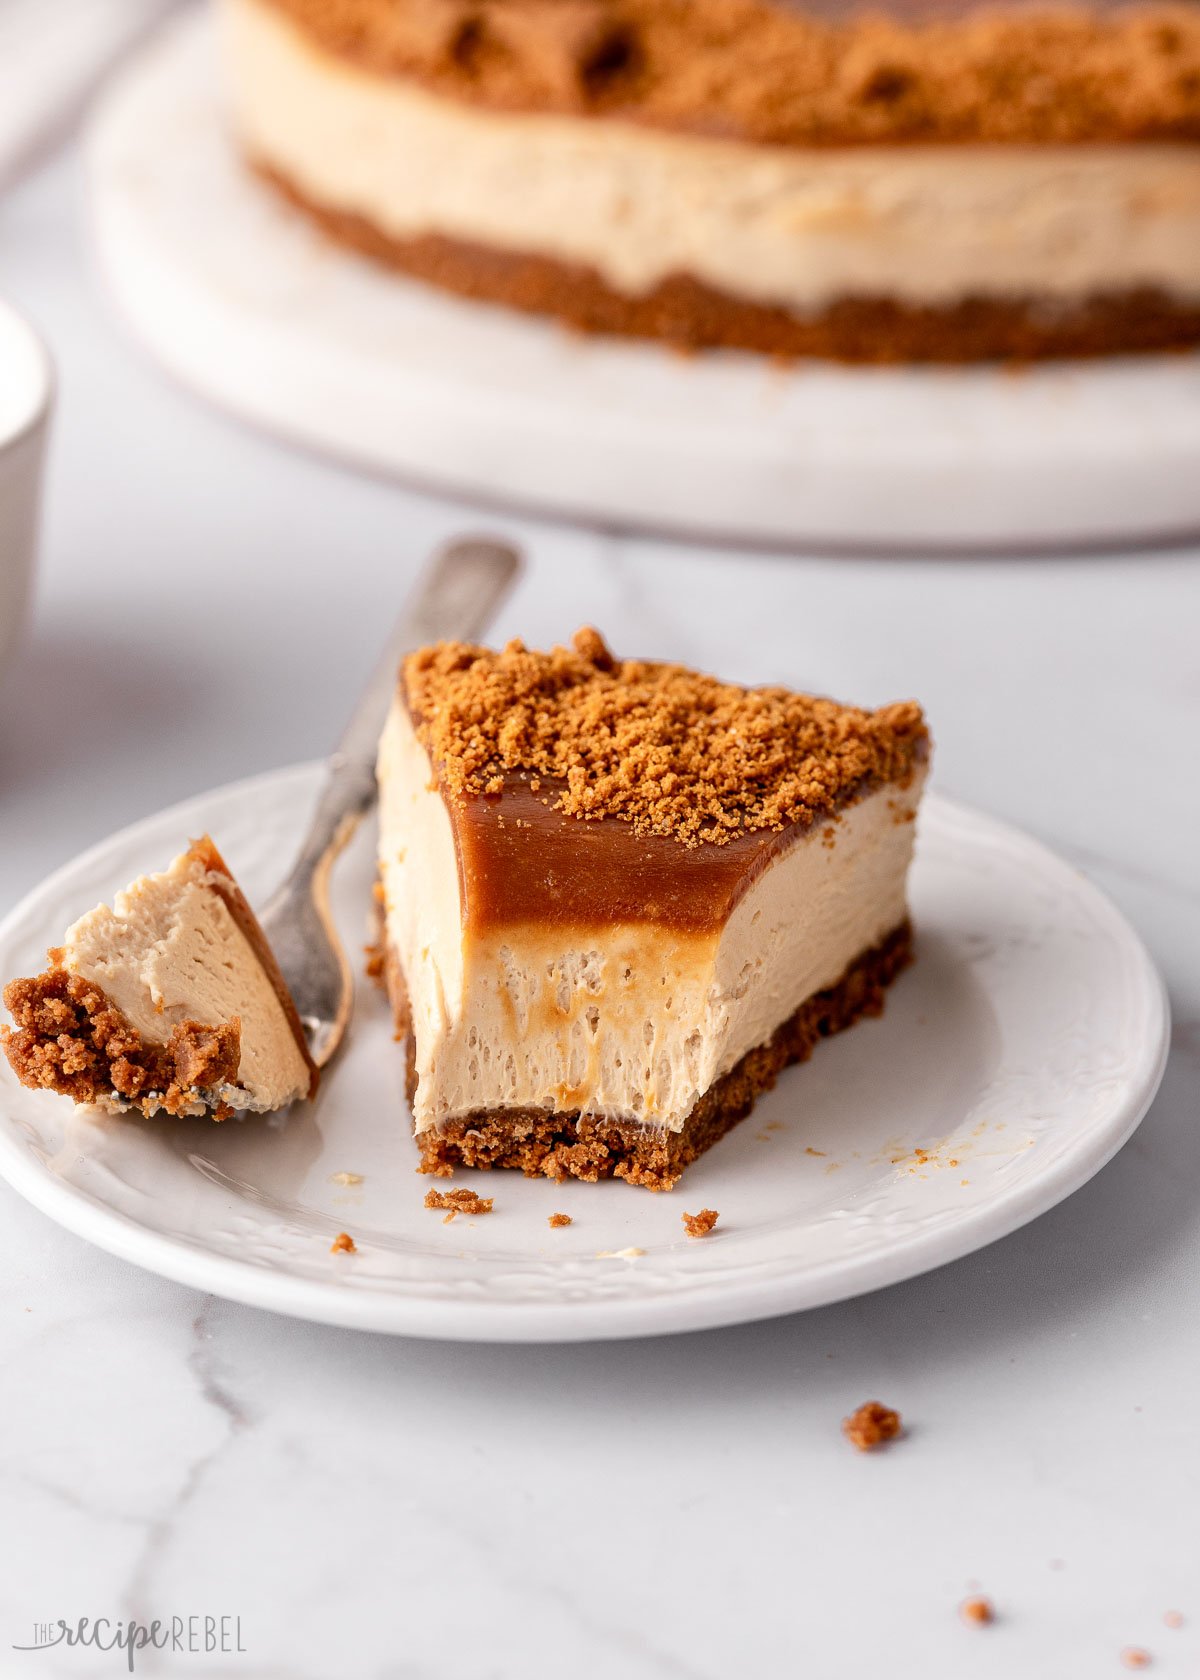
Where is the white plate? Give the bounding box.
[0,764,1169,1340]
[87,12,1200,552]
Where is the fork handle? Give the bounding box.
[283,535,522,882]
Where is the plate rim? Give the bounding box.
[0,762,1171,1341]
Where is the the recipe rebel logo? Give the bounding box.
[13,1616,247,1672]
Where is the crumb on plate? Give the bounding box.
[330,1231,357,1254]
[331,1171,364,1187]
[682,1207,719,1238]
[960,1597,994,1626]
[1121,1649,1152,1670]
[548,1213,572,1228]
[424,1187,494,1221]
[843,1400,902,1451]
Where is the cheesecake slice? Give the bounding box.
[376,630,929,1190]
[3,837,316,1118]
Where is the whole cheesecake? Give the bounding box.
[376,630,929,1189]
[219,0,1200,361]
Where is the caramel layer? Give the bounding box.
[450,774,800,936]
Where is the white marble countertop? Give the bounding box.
[1,145,1199,1680]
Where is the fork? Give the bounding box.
[257,536,522,1070]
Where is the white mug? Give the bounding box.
[0,297,53,689]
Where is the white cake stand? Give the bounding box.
[87,10,1200,551]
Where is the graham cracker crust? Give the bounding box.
[408,919,913,1191]
[253,165,1200,362]
[2,968,242,1118]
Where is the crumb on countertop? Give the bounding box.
[330,1231,357,1254]
[548,1213,572,1228]
[424,1186,494,1221]
[960,1597,994,1626]
[682,1207,719,1238]
[843,1400,902,1451]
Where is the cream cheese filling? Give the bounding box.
[223,0,1200,312]
[64,850,312,1114]
[377,699,923,1135]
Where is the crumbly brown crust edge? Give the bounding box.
[259,0,1200,148]
[401,919,913,1191]
[2,967,243,1118]
[253,163,1200,362]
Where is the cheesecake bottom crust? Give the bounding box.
[409,919,912,1191]
[2,969,241,1118]
[255,162,1200,363]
